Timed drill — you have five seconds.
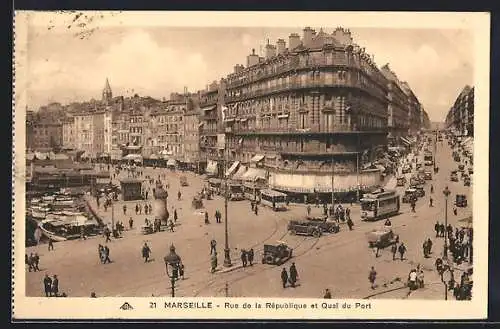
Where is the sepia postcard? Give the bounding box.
[12,11,490,320]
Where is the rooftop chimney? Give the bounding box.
[246,48,259,67]
[265,42,277,60]
[276,38,286,54]
[303,26,314,48]
[289,33,301,51]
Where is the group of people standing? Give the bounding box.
[280,263,299,288]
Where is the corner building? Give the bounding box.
[221,27,390,199]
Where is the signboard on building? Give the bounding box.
[217,134,225,150]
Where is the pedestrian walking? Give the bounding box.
[123,204,127,215]
[135,204,139,215]
[179,263,185,279]
[48,238,54,251]
[435,221,440,237]
[178,190,182,201]
[323,289,332,299]
[211,252,218,273]
[307,205,311,216]
[398,243,407,260]
[174,209,178,223]
[241,250,247,267]
[254,204,258,215]
[205,211,210,224]
[142,243,151,263]
[289,262,298,288]
[430,184,434,194]
[214,210,219,224]
[33,253,40,271]
[98,244,104,263]
[169,220,175,232]
[281,268,289,288]
[105,229,111,243]
[129,217,133,230]
[429,197,433,207]
[391,243,398,260]
[347,217,354,231]
[210,239,217,255]
[369,266,377,289]
[248,248,254,266]
[103,245,111,264]
[43,274,52,297]
[51,275,59,297]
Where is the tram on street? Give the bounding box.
[360,189,400,221]
[259,189,288,211]
[227,182,244,201]
[242,181,266,202]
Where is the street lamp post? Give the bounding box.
[222,146,232,267]
[443,186,451,259]
[164,244,181,297]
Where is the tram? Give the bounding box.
[259,189,288,211]
[360,189,400,221]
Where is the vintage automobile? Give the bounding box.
[410,176,425,186]
[450,171,459,182]
[261,242,293,265]
[424,171,432,180]
[305,216,340,234]
[402,188,418,203]
[402,165,412,174]
[396,176,407,187]
[366,227,399,249]
[287,220,322,237]
[455,194,468,207]
[180,176,188,186]
[411,184,425,197]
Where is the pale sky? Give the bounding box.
[20,12,474,122]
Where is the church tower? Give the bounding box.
[102,78,113,104]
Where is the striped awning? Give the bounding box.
[226,161,240,176]
[232,166,247,180]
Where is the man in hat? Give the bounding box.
[142,242,151,263]
[281,268,288,289]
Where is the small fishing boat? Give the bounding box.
[30,206,51,220]
[39,214,99,242]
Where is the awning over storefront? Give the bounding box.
[232,166,247,180]
[250,154,265,163]
[206,160,218,175]
[242,168,267,182]
[202,106,217,112]
[148,154,159,160]
[268,171,378,193]
[123,154,143,161]
[226,161,240,176]
[167,159,177,167]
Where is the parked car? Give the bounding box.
[402,188,417,203]
[261,243,293,265]
[288,220,322,237]
[306,216,340,234]
[396,176,407,187]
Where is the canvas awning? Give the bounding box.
[123,154,143,161]
[232,165,247,180]
[250,154,265,163]
[225,161,240,176]
[202,105,217,112]
[242,168,267,182]
[206,160,218,175]
[167,159,177,167]
[149,154,159,160]
[268,172,363,193]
